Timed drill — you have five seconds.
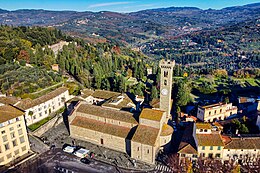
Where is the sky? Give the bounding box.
[0,0,259,12]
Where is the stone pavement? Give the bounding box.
[40,123,155,171]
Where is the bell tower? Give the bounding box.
[159,59,175,120]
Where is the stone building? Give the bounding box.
[197,102,238,122]
[0,105,30,165]
[69,59,175,164]
[15,87,70,125]
[69,103,173,164]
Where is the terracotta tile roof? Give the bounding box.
[222,135,232,145]
[224,137,260,149]
[132,125,160,146]
[160,124,173,136]
[197,134,224,146]
[102,93,135,110]
[150,99,160,108]
[0,105,24,123]
[16,87,68,110]
[178,142,197,154]
[139,108,164,122]
[77,103,137,124]
[201,102,225,109]
[81,89,94,98]
[178,123,197,153]
[196,123,212,130]
[71,116,131,138]
[92,90,120,100]
[0,96,19,105]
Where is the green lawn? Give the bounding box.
[28,116,54,131]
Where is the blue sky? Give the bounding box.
[0,0,259,12]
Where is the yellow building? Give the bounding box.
[69,103,173,164]
[197,102,238,122]
[0,105,30,166]
[196,123,224,159]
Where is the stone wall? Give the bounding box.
[70,125,127,153]
[131,141,156,164]
[32,114,63,137]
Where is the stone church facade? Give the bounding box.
[69,59,175,164]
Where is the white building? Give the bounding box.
[197,103,238,122]
[15,87,70,125]
[223,137,260,162]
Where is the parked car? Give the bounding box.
[74,148,90,158]
[63,146,76,154]
[80,158,91,164]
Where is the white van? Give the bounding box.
[74,148,90,158]
[63,146,76,154]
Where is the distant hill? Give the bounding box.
[0,3,259,45]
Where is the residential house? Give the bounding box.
[15,87,70,125]
[197,102,238,122]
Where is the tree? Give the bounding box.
[151,86,158,100]
[174,80,192,107]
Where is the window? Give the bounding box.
[12,140,17,147]
[200,129,203,132]
[164,80,167,86]
[209,111,211,115]
[38,107,41,111]
[4,143,10,151]
[10,132,15,139]
[217,146,221,150]
[147,149,149,154]
[215,153,221,158]
[137,147,139,151]
[241,149,243,151]
[17,124,21,128]
[181,154,185,157]
[33,115,36,119]
[202,146,205,150]
[7,153,11,159]
[227,154,229,157]
[39,112,42,117]
[21,146,26,151]
[164,71,168,77]
[2,135,7,142]
[16,117,20,121]
[45,110,47,114]
[14,150,19,155]
[210,146,213,150]
[204,129,208,132]
[1,130,5,134]
[20,136,25,144]
[18,129,23,135]
[192,154,197,158]
[220,109,222,113]
[214,110,217,114]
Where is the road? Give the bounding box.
[11,149,122,173]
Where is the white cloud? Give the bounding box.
[88,1,134,8]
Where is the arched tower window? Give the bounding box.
[164,71,168,78]
[164,80,167,86]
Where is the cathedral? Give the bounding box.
[69,59,175,164]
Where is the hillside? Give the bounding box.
[0,3,259,45]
